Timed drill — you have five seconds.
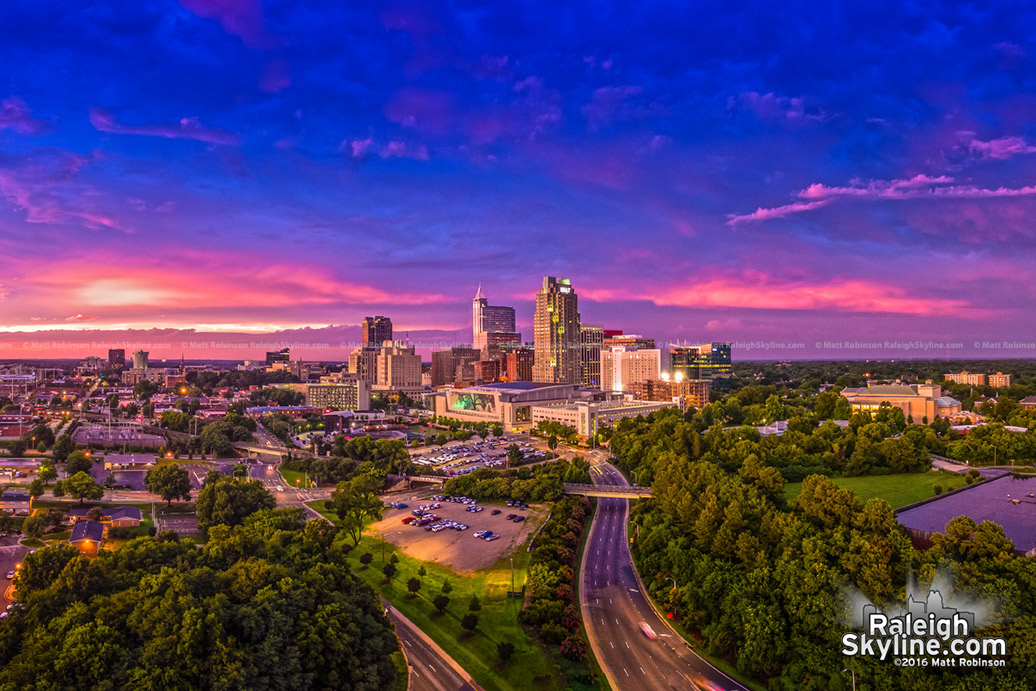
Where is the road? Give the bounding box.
[580,456,750,691]
[387,604,480,691]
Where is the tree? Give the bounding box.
[433,595,450,614]
[64,450,93,476]
[359,552,374,569]
[38,461,57,485]
[28,478,44,500]
[65,471,104,504]
[407,578,422,597]
[507,444,524,468]
[461,613,478,633]
[22,514,44,540]
[497,641,515,665]
[468,595,481,612]
[547,435,558,453]
[329,474,385,547]
[382,562,397,581]
[52,480,65,497]
[417,564,427,580]
[441,578,453,595]
[87,505,105,521]
[144,464,193,506]
[51,434,75,462]
[196,477,275,530]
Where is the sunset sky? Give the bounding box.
[3,1,1036,359]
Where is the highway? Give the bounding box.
[580,456,750,691]
[386,604,481,691]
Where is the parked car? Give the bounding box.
[5,571,13,580]
[485,534,500,541]
[513,516,525,523]
[401,517,415,524]
[506,514,517,520]
[474,530,487,538]
[491,509,501,515]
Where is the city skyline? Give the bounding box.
[4,2,1036,359]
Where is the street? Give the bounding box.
[387,603,481,691]
[580,456,750,691]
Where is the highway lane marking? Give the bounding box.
[405,639,413,647]
[640,667,646,675]
[625,640,630,648]
[610,642,614,649]
[623,668,629,677]
[428,664,436,672]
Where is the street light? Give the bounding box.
[842,668,856,691]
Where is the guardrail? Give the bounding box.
[563,483,653,498]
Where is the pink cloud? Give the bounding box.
[343,138,428,161]
[727,199,829,224]
[730,174,1036,223]
[955,133,1036,160]
[178,0,279,49]
[259,59,291,93]
[90,108,239,145]
[657,273,971,316]
[0,97,49,135]
[0,149,130,233]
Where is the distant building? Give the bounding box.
[472,285,520,353]
[69,519,105,553]
[431,347,481,387]
[0,490,31,515]
[945,370,986,386]
[68,505,142,527]
[630,378,710,409]
[348,347,379,384]
[132,350,149,370]
[601,346,661,393]
[668,343,732,381]
[603,333,656,350]
[108,349,125,371]
[475,359,502,384]
[323,410,392,433]
[988,372,1012,388]
[533,276,581,384]
[1020,395,1036,409]
[306,376,370,411]
[840,383,961,421]
[266,348,290,367]
[531,399,674,439]
[376,343,422,390]
[361,316,393,349]
[580,324,604,388]
[504,348,535,382]
[432,381,617,430]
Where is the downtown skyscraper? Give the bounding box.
[533,276,581,384]
[472,285,519,352]
[361,316,393,348]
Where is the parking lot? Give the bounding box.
[158,515,200,536]
[408,436,547,477]
[368,496,546,572]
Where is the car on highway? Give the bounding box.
[276,485,284,492]
[639,622,657,639]
[5,571,14,580]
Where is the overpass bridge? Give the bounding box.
[387,473,448,489]
[564,483,653,498]
[232,443,315,459]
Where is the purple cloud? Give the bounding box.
[732,91,832,123]
[0,97,49,135]
[89,108,240,145]
[178,0,280,49]
[954,132,1036,160]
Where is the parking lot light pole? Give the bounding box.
[842,668,856,691]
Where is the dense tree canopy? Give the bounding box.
[0,519,398,690]
[195,477,276,530]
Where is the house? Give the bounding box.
[68,505,142,527]
[1020,395,1036,409]
[0,490,32,515]
[69,520,104,554]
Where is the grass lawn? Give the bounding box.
[346,536,562,691]
[280,468,315,489]
[784,470,970,509]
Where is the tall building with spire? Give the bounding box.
[533,276,581,384]
[472,285,519,352]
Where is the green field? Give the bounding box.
[784,471,970,509]
[280,468,315,488]
[306,501,567,691]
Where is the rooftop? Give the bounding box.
[70,520,104,543]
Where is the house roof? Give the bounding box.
[0,491,29,501]
[108,506,142,521]
[69,520,104,543]
[68,508,90,518]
